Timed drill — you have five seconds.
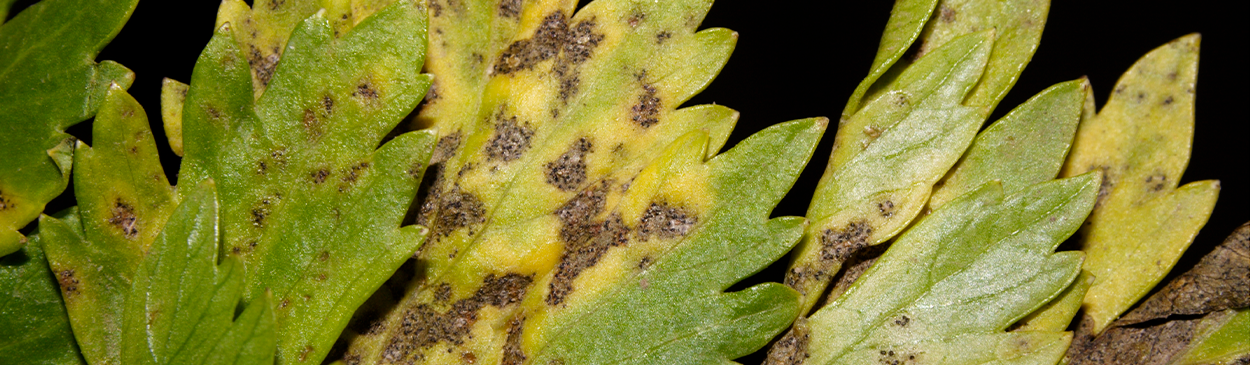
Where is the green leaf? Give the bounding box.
[1175,309,1250,365]
[845,0,1049,117]
[0,0,138,256]
[0,219,87,365]
[770,174,1098,365]
[119,181,276,365]
[1060,34,1219,335]
[787,30,993,314]
[341,0,825,363]
[172,1,434,363]
[929,78,1087,210]
[41,85,180,365]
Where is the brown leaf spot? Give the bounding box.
[57,270,79,297]
[432,185,486,236]
[549,206,629,306]
[878,200,895,217]
[311,168,331,184]
[108,199,139,239]
[818,221,873,263]
[939,5,956,23]
[380,274,533,363]
[432,132,462,164]
[247,45,281,87]
[545,138,593,191]
[498,0,521,18]
[631,83,662,128]
[637,202,697,241]
[485,112,535,162]
[502,316,526,365]
[0,189,11,211]
[764,324,810,365]
[655,31,672,44]
[353,82,379,99]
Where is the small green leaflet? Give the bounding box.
[0,0,138,256]
[118,182,276,365]
[785,0,1050,315]
[0,217,86,365]
[771,174,1098,365]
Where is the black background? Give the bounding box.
[12,0,1249,363]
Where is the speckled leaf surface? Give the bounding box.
[785,0,1050,316]
[40,86,179,365]
[0,221,86,365]
[768,175,1098,365]
[172,1,434,363]
[117,182,275,365]
[341,0,825,363]
[1059,34,1220,336]
[0,0,138,256]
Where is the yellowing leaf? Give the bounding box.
[1060,34,1220,335]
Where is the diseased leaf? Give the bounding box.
[1060,34,1220,335]
[118,181,275,365]
[929,78,1086,210]
[1067,222,1250,365]
[43,2,436,364]
[768,174,1098,365]
[341,0,826,363]
[0,218,86,365]
[786,30,992,315]
[170,1,435,363]
[41,85,180,365]
[785,0,1050,316]
[0,0,138,256]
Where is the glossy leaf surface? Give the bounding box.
[0,0,137,256]
[771,175,1098,365]
[118,182,275,365]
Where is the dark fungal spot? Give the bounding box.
[251,201,270,228]
[1136,92,1148,103]
[433,185,486,236]
[818,221,873,263]
[877,349,918,364]
[1092,165,1115,207]
[494,13,568,74]
[894,315,910,327]
[247,45,281,87]
[878,200,895,217]
[554,182,609,241]
[1145,174,1168,192]
[627,11,645,27]
[323,95,335,114]
[1163,95,1175,105]
[342,162,372,184]
[549,212,629,306]
[638,256,652,270]
[637,202,697,241]
[498,0,521,18]
[825,243,888,302]
[108,199,139,239]
[57,270,79,297]
[432,132,462,163]
[631,84,662,128]
[380,274,533,363]
[302,108,322,139]
[763,324,810,365]
[428,0,442,16]
[311,168,331,184]
[558,75,580,103]
[545,138,593,191]
[485,112,535,162]
[0,189,10,210]
[299,345,314,362]
[353,82,379,99]
[501,317,526,365]
[268,0,284,10]
[435,283,453,302]
[939,5,956,22]
[655,31,671,44]
[256,160,268,175]
[1115,85,1127,95]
